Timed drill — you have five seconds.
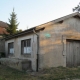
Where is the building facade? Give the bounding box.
[3,12,80,71]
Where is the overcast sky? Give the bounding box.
[0,0,80,30]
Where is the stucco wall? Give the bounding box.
[39,17,80,69]
[5,33,38,71]
[5,17,80,71]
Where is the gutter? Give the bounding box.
[33,29,39,72]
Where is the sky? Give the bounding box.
[0,0,80,30]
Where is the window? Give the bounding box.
[8,42,14,54]
[21,39,31,54]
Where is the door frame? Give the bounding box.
[62,35,80,67]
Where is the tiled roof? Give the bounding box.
[0,27,8,34]
[0,21,8,28]
[0,21,8,34]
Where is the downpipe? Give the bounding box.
[33,29,39,72]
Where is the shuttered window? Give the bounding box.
[21,39,31,54]
[8,42,14,54]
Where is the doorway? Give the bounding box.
[66,39,80,67]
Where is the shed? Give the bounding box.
[3,12,80,71]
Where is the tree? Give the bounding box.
[16,29,22,33]
[73,2,80,12]
[7,8,19,35]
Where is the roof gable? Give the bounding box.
[36,12,80,28]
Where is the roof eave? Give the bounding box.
[5,27,44,40]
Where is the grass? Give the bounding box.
[0,65,80,80]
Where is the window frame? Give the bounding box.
[8,42,14,55]
[21,39,31,55]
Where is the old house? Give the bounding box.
[0,21,8,53]
[1,12,80,71]
[0,21,8,37]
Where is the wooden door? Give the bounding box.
[66,39,80,67]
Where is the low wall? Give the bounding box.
[0,58,32,71]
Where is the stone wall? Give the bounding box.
[0,58,32,71]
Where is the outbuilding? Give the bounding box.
[3,12,80,71]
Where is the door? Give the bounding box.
[66,39,80,67]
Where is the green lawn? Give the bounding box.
[0,65,80,80]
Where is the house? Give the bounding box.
[1,12,80,71]
[0,21,8,53]
[0,21,8,37]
